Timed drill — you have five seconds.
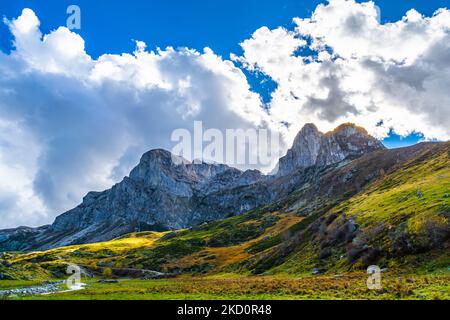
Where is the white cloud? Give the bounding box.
[0,119,47,227]
[0,9,272,228]
[5,8,92,75]
[235,0,450,142]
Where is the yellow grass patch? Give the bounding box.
[164,213,303,271]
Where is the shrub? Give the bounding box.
[102,267,113,277]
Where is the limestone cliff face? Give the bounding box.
[48,149,267,249]
[276,124,323,176]
[276,123,385,176]
[316,123,385,166]
[0,123,385,251]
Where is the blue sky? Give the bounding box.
[1,0,447,58]
[1,0,447,148]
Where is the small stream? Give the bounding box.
[0,281,85,297]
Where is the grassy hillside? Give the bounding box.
[1,142,449,299]
[0,209,303,280]
[255,142,450,275]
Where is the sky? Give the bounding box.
[0,0,449,228]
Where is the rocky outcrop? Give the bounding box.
[316,123,385,166]
[0,123,386,251]
[276,124,323,176]
[276,123,384,176]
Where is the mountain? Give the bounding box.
[0,150,267,251]
[2,139,448,281]
[276,123,385,176]
[0,123,426,253]
[52,149,267,233]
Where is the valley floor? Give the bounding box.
[2,273,449,300]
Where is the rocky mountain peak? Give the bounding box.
[276,123,324,176]
[327,123,369,138]
[293,123,320,139]
[276,123,385,176]
[133,148,188,170]
[317,123,385,166]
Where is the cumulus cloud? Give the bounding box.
[0,9,272,228]
[1,2,449,229]
[235,0,450,142]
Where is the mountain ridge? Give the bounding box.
[0,123,430,252]
[1,140,448,282]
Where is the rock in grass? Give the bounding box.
[417,189,424,198]
[312,268,326,275]
[97,279,119,284]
